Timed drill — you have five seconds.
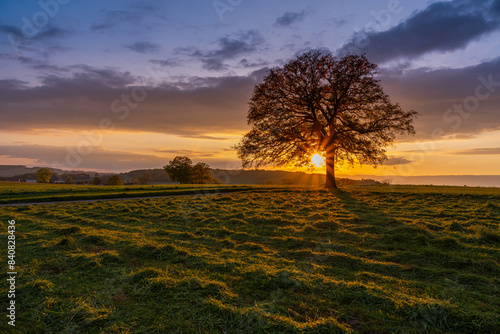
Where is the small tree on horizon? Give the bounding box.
[163,156,193,184]
[36,168,52,183]
[107,175,124,186]
[192,162,215,184]
[235,52,417,189]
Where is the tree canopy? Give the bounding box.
[236,52,417,188]
[36,168,52,183]
[164,156,193,184]
[163,156,216,184]
[192,162,215,184]
[91,176,101,185]
[107,175,124,186]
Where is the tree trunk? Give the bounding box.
[325,154,337,189]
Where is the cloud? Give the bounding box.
[0,25,23,36]
[449,148,500,155]
[91,10,143,31]
[179,30,265,71]
[153,149,230,158]
[0,79,29,89]
[326,17,350,28]
[34,26,68,40]
[0,145,168,172]
[339,0,500,63]
[380,57,500,140]
[239,58,268,68]
[0,23,71,62]
[0,65,264,138]
[0,24,67,40]
[274,10,307,27]
[90,2,168,32]
[149,59,180,67]
[91,10,142,30]
[382,156,412,165]
[125,41,161,54]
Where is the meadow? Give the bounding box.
[0,184,499,333]
[0,181,267,205]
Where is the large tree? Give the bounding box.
[236,52,417,188]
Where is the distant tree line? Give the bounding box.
[8,163,386,187]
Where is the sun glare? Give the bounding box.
[311,153,325,167]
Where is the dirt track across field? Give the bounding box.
[0,192,226,207]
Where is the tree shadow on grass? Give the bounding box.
[320,188,444,274]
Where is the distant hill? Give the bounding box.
[119,169,171,183]
[0,165,65,177]
[4,165,495,187]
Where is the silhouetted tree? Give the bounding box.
[192,162,215,184]
[107,175,124,186]
[36,168,52,183]
[236,52,417,188]
[163,156,193,184]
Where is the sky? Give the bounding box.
[1,0,500,180]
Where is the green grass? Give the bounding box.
[0,185,499,333]
[0,181,277,204]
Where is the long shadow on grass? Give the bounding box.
[315,189,469,279]
[325,189,499,279]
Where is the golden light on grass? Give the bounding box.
[311,153,325,167]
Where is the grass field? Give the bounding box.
[0,184,499,333]
[0,181,272,204]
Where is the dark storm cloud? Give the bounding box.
[179,30,265,71]
[125,41,161,54]
[274,10,307,27]
[380,57,500,140]
[0,65,262,137]
[339,0,500,63]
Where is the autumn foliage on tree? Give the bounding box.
[236,52,417,188]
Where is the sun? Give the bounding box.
[311,153,325,167]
